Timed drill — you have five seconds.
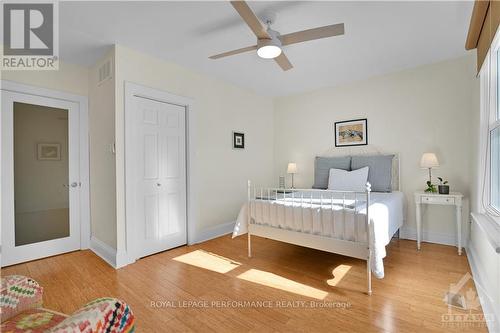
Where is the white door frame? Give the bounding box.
[124,82,197,264]
[0,80,90,251]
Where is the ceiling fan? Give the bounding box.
[209,1,345,71]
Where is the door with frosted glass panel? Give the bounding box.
[1,91,80,266]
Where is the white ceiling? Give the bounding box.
[60,1,474,96]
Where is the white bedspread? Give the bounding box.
[232,191,404,279]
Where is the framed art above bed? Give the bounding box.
[334,118,368,147]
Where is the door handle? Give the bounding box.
[64,182,80,188]
[156,183,162,187]
[70,182,79,188]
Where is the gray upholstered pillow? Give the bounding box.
[351,155,394,192]
[313,156,351,189]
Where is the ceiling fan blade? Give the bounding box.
[274,52,293,71]
[209,45,257,59]
[230,1,270,39]
[280,23,345,46]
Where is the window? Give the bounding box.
[479,35,500,221]
[491,49,500,213]
[480,39,500,219]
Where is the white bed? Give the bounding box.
[232,153,404,295]
[233,191,404,277]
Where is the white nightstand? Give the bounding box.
[414,191,464,255]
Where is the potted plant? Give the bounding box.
[437,177,449,194]
[425,181,437,193]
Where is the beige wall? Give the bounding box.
[2,50,275,253]
[88,50,117,248]
[1,62,89,96]
[113,45,275,253]
[3,48,481,259]
[273,55,479,243]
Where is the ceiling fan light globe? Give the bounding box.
[257,45,282,59]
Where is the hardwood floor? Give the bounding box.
[1,236,487,332]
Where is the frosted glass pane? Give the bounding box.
[491,126,500,211]
[14,102,70,246]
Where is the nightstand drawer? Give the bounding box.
[421,196,455,205]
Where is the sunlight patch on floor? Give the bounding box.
[327,264,352,286]
[237,268,328,300]
[173,250,241,273]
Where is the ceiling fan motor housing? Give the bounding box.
[261,28,282,45]
[257,28,282,58]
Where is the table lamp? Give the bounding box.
[420,153,439,183]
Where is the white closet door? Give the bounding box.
[133,96,187,258]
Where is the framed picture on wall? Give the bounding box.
[334,118,368,147]
[37,143,61,160]
[233,132,245,149]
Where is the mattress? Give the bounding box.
[250,191,403,242]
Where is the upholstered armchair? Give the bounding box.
[1,275,135,333]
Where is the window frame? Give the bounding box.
[482,28,500,221]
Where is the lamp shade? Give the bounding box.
[420,153,439,168]
[287,163,297,174]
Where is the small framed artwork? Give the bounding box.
[233,132,245,149]
[37,143,61,160]
[334,118,368,147]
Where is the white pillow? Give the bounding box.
[327,167,369,192]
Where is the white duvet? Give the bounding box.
[232,191,404,279]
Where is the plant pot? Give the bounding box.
[438,185,450,195]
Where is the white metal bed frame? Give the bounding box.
[246,153,400,296]
[246,182,373,295]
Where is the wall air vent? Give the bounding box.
[98,59,112,86]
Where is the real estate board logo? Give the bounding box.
[441,272,492,328]
[2,1,58,70]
